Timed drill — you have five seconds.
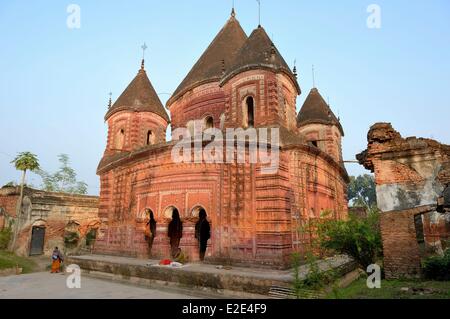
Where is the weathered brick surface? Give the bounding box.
[0,186,99,256]
[380,208,422,279]
[95,68,349,268]
[358,123,450,278]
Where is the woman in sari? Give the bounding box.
[167,209,183,259]
[50,247,64,273]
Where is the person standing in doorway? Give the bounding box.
[50,247,64,273]
[195,209,210,261]
[146,210,157,258]
[168,209,183,259]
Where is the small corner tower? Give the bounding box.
[297,88,344,163]
[103,60,169,155]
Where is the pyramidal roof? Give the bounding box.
[297,88,344,135]
[105,64,169,122]
[167,11,248,106]
[221,26,300,93]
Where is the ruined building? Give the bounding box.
[94,11,349,268]
[0,186,99,256]
[358,123,450,278]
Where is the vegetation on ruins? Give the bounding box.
[292,251,339,299]
[422,249,450,281]
[348,174,377,208]
[85,229,97,247]
[0,226,12,250]
[36,154,88,195]
[63,230,80,248]
[294,207,382,275]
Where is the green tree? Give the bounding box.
[10,151,40,250]
[10,152,40,209]
[348,174,377,208]
[36,154,88,194]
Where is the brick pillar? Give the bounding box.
[380,209,422,279]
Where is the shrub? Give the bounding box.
[64,231,80,248]
[301,208,383,270]
[85,229,97,246]
[291,252,339,298]
[422,249,450,281]
[0,227,12,250]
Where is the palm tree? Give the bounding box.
[10,152,40,250]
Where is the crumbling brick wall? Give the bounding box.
[0,186,99,256]
[358,123,450,278]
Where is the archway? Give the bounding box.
[163,206,179,219]
[146,130,155,145]
[243,96,255,128]
[204,116,214,130]
[191,206,210,261]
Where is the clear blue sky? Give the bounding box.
[1,1,449,195]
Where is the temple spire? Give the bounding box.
[108,92,112,109]
[231,0,236,17]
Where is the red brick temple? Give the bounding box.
[93,10,349,268]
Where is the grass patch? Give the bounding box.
[0,250,38,274]
[328,278,450,299]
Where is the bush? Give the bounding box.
[85,229,97,246]
[0,227,12,250]
[291,251,339,299]
[422,249,450,281]
[302,208,383,270]
[64,231,80,248]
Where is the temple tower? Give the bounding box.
[103,61,169,156]
[297,88,344,163]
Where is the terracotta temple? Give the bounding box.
[93,10,349,268]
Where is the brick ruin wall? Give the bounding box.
[0,186,99,256]
[358,123,450,278]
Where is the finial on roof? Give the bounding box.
[108,92,112,109]
[231,0,236,17]
[312,64,316,88]
[293,59,297,78]
[141,43,148,70]
[256,0,261,27]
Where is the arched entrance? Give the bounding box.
[191,205,211,261]
[163,206,179,219]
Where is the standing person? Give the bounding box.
[146,210,157,257]
[195,209,211,261]
[50,247,64,273]
[167,209,183,259]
